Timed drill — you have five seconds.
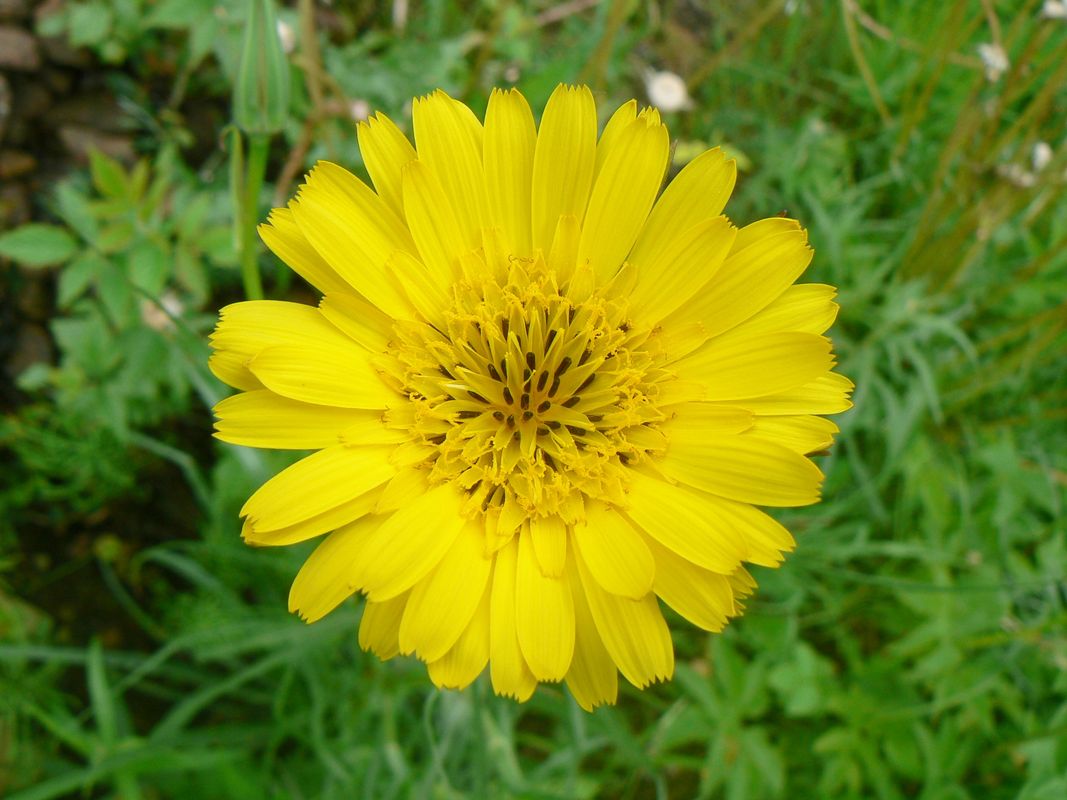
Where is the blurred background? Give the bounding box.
[1,0,1065,797]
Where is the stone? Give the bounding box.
[58,124,134,163]
[0,25,40,70]
[0,148,35,178]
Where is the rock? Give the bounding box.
[5,322,54,378]
[0,149,35,178]
[0,0,31,22]
[58,124,134,163]
[0,26,40,71]
[43,67,72,95]
[0,73,10,143]
[0,181,30,227]
[44,92,126,132]
[11,79,50,122]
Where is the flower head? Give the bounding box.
[210,85,852,709]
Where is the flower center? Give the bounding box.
[382,254,672,535]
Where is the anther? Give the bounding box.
[549,376,561,397]
[544,453,557,470]
[488,363,501,381]
[566,424,584,436]
[525,352,536,370]
[468,391,488,403]
[457,410,479,419]
[555,356,572,376]
[579,348,592,366]
[502,386,514,405]
[577,374,595,392]
[506,415,516,428]
[547,420,562,430]
[537,400,551,413]
[536,371,548,391]
[537,425,550,436]
[501,319,509,337]
[520,392,530,410]
[429,433,447,444]
[523,367,532,381]
[563,395,581,408]
[546,329,558,349]
[522,410,534,421]
[492,410,505,421]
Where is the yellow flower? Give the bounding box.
[209,85,852,710]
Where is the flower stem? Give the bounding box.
[239,133,271,301]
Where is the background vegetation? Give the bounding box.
[2,0,1065,797]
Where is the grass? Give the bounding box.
[2,0,1066,797]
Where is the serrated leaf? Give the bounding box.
[0,224,78,267]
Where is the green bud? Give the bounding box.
[233,0,291,135]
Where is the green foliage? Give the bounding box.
[3,1,1066,799]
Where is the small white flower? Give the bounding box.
[998,163,1036,188]
[276,20,296,54]
[1032,141,1053,172]
[348,99,371,122]
[643,70,693,113]
[1042,0,1067,19]
[977,42,1009,81]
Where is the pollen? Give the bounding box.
[382,254,668,532]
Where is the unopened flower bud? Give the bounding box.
[233,0,291,135]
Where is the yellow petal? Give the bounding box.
[673,332,834,402]
[572,503,654,599]
[592,99,637,182]
[624,471,746,573]
[387,249,451,326]
[356,112,417,219]
[213,390,394,451]
[412,90,489,251]
[291,162,415,318]
[242,490,380,547]
[733,372,855,415]
[399,522,493,661]
[665,228,813,339]
[248,339,394,410]
[318,292,393,352]
[241,444,394,532]
[643,534,734,632]
[574,547,673,689]
[515,528,574,681]
[259,208,350,296]
[628,147,736,267]
[530,516,567,578]
[209,300,343,391]
[564,555,618,711]
[548,214,581,284]
[660,434,824,507]
[288,514,383,623]
[402,160,468,284]
[744,414,839,455]
[662,404,754,437]
[357,483,467,601]
[579,115,669,282]
[724,283,839,338]
[484,88,536,256]
[730,216,800,252]
[629,216,737,327]
[427,580,491,690]
[358,591,409,660]
[374,466,430,513]
[489,537,537,701]
[531,84,597,253]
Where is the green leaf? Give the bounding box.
[0,224,79,267]
[89,150,129,200]
[87,638,118,746]
[58,252,107,308]
[68,0,114,47]
[127,240,170,296]
[55,181,99,243]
